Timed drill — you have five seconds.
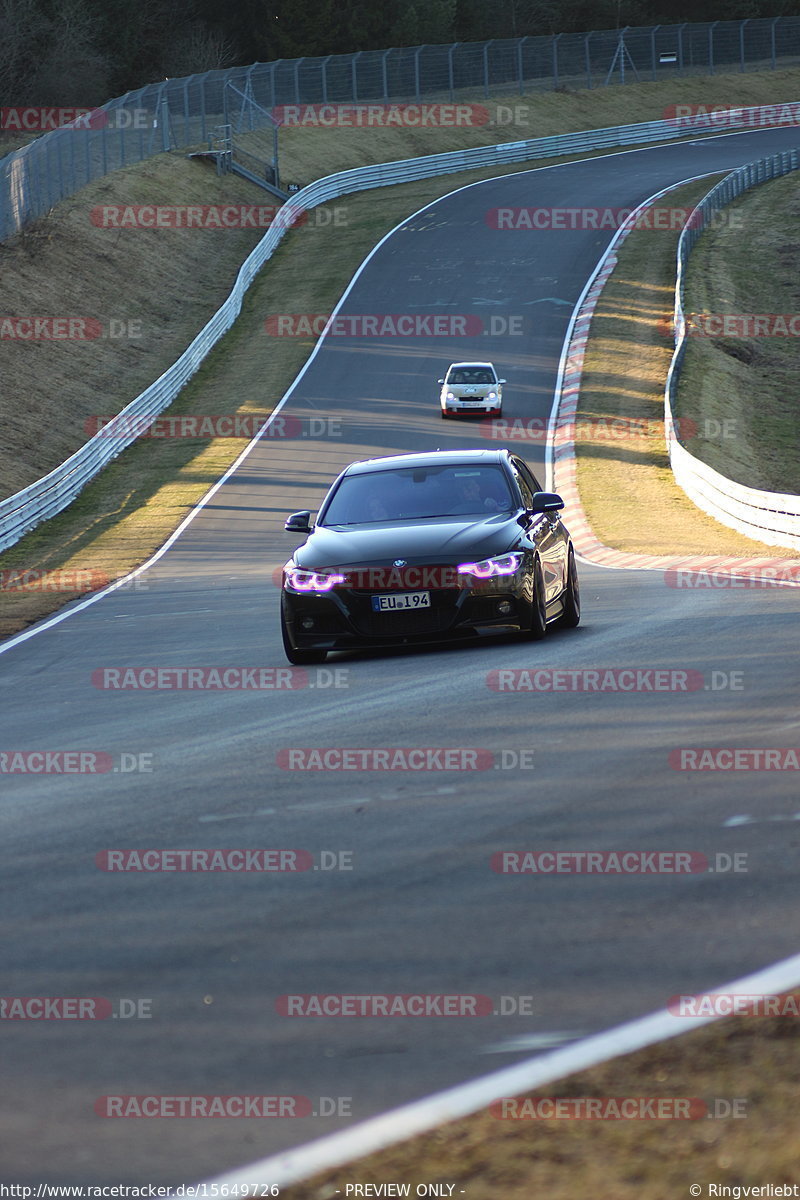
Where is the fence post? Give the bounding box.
[160,96,170,151]
[709,21,718,75]
[650,25,660,81]
[382,49,392,100]
[483,40,491,98]
[739,19,748,71]
[351,50,361,101]
[245,62,257,117]
[182,77,191,144]
[771,17,779,70]
[322,55,331,103]
[414,46,423,100]
[449,42,458,101]
[678,23,686,75]
[552,32,562,89]
[584,33,592,89]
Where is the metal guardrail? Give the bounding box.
[666,149,800,550]
[3,15,800,243]
[0,104,798,553]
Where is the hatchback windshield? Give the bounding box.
[321,465,515,525]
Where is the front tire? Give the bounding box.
[281,606,328,664]
[559,547,581,628]
[524,557,547,641]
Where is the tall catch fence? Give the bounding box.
[3,15,800,241]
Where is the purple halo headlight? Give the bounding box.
[285,567,346,592]
[457,553,522,579]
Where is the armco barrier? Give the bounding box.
[0,106,798,553]
[666,149,800,550]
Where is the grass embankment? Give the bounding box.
[676,171,800,495]
[281,1008,800,1199]
[3,69,800,637]
[574,177,800,556]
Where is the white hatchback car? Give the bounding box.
[439,362,505,418]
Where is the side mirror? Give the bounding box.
[498,378,507,385]
[284,510,312,533]
[530,491,565,514]
[437,379,445,385]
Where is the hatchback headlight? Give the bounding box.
[457,553,522,578]
[284,567,345,592]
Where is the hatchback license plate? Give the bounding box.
[371,591,431,612]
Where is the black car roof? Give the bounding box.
[344,449,512,476]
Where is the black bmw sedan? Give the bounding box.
[280,448,580,664]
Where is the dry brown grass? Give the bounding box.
[676,171,800,494]
[282,1011,800,1200]
[575,179,799,557]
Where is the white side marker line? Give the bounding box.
[199,949,800,1190]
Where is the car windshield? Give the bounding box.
[321,465,516,525]
[447,368,495,385]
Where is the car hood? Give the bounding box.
[293,514,522,569]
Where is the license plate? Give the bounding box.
[371,591,431,612]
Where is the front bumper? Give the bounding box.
[282,577,531,651]
[441,397,502,417]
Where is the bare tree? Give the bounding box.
[165,24,239,77]
[0,0,52,103]
[29,0,110,104]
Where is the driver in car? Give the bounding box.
[450,474,504,514]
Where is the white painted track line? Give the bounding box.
[201,951,800,1189]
